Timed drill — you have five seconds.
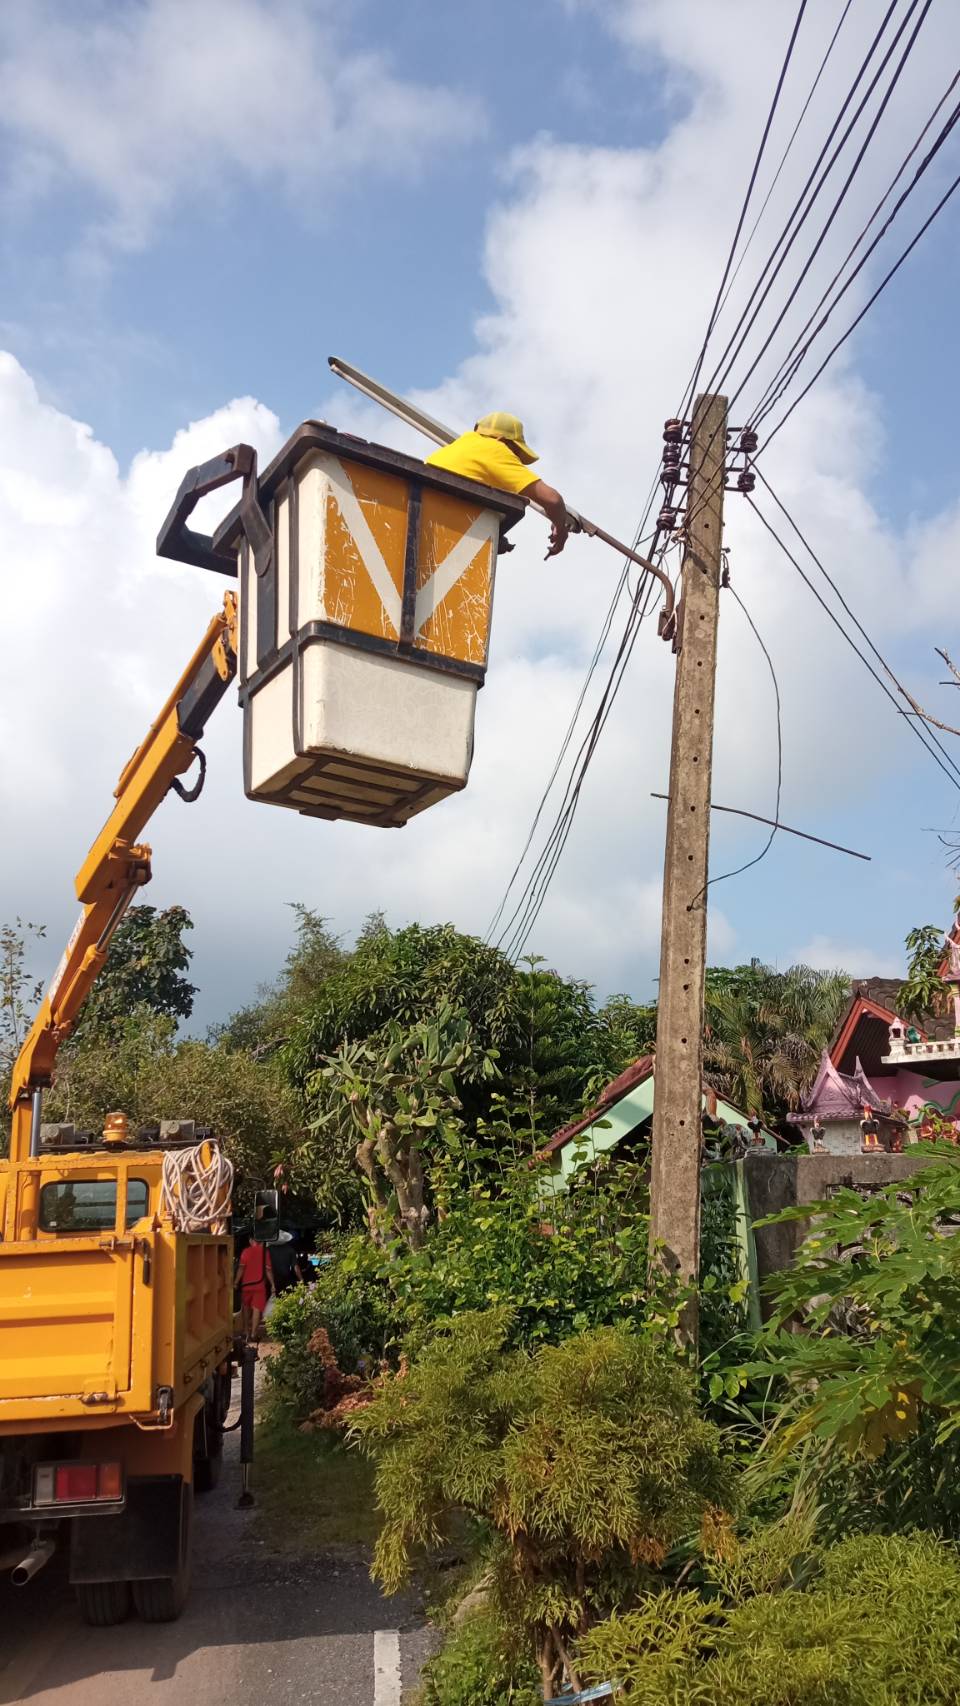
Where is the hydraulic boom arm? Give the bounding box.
[7,594,238,1164]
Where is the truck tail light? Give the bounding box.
[34,1462,123,1506]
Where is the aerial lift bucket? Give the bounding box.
[157,423,526,828]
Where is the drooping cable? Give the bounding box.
[747,483,960,794]
[495,567,660,961]
[689,579,783,905]
[485,558,631,942]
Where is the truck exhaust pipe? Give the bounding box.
[11,1538,55,1586]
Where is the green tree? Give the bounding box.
[898,923,949,1022]
[46,1008,301,1208]
[302,1005,498,1246]
[703,960,850,1119]
[0,917,46,1076]
[351,1310,732,1700]
[0,917,47,1147]
[213,904,345,1052]
[756,1148,960,1461]
[74,904,196,1040]
[578,1531,960,1706]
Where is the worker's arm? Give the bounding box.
[525,478,571,558]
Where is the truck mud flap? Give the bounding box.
[70,1476,186,1584]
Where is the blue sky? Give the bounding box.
[2,0,960,1028]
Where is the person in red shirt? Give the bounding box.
[234,1238,274,1343]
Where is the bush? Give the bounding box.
[418,1610,540,1706]
[390,1149,650,1354]
[351,1309,732,1698]
[578,1531,960,1706]
[266,1241,393,1415]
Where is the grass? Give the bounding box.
[253,1399,381,1554]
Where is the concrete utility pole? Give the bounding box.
[649,392,728,1343]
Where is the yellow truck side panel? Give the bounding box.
[0,1155,232,1433]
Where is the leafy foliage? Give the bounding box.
[756,1149,960,1457]
[898,923,950,1022]
[351,1310,732,1696]
[45,1007,301,1208]
[73,904,196,1039]
[0,917,46,1077]
[266,1255,393,1415]
[390,1143,650,1352]
[703,960,850,1120]
[212,905,345,1053]
[578,1531,960,1706]
[304,1004,498,1247]
[418,1609,541,1706]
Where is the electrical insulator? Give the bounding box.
[738,428,758,454]
[737,469,756,494]
[657,503,678,532]
[662,418,683,444]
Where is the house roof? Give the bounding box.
[831,976,955,1077]
[538,1056,654,1158]
[539,1055,770,1162]
[789,1048,892,1123]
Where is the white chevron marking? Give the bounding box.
[316,454,494,645]
[414,511,495,636]
[316,453,403,635]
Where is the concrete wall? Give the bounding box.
[743,1151,928,1317]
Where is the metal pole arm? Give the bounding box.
[328,356,675,633]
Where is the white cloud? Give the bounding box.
[791,936,902,980]
[0,0,484,254]
[2,0,959,1025]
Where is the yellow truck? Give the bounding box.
[0,582,250,1624]
[0,421,527,1625]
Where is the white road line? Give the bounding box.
[373,1628,402,1706]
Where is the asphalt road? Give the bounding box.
[0,1393,434,1705]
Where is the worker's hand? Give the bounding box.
[545,521,569,559]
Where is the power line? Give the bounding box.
[680,0,811,415]
[746,480,960,794]
[720,0,934,413]
[697,0,904,405]
[495,569,660,961]
[708,0,858,345]
[484,558,631,941]
[676,0,931,555]
[761,158,960,448]
[750,67,960,429]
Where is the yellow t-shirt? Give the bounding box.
[425,431,540,497]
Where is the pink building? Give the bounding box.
[790,954,960,1156]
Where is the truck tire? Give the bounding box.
[75,1580,132,1626]
[132,1486,192,1623]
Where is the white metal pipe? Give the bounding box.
[11,1537,55,1586]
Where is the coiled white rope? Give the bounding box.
[161,1140,234,1233]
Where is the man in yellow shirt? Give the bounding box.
[425,412,571,557]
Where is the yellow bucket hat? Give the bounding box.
[474,411,539,465]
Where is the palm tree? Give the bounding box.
[703,960,850,1121]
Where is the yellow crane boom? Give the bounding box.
[7,594,237,1164]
